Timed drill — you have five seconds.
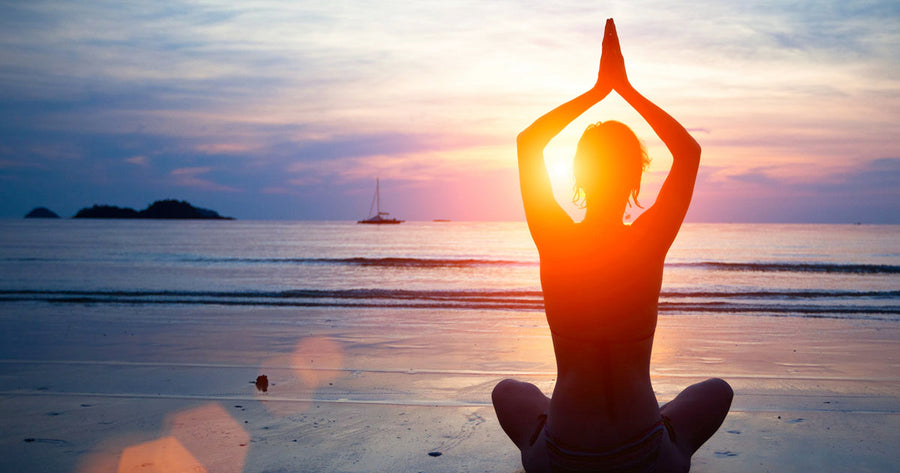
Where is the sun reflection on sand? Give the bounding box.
[257,336,345,417]
[77,403,248,473]
[117,437,205,473]
[165,404,249,473]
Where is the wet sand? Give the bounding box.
[0,303,897,472]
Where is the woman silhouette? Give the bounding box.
[492,19,732,472]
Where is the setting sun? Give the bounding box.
[543,146,576,201]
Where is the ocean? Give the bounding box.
[1,220,897,321]
[1,220,899,473]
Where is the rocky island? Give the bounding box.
[24,207,61,218]
[73,199,233,220]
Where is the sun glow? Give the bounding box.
[547,158,573,187]
[544,146,576,197]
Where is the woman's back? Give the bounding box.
[540,222,665,342]
[539,222,666,450]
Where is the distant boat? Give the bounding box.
[357,178,404,224]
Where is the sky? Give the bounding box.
[0,0,897,222]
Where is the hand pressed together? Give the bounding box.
[594,18,629,97]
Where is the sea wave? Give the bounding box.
[2,289,897,320]
[5,255,899,274]
[179,256,528,267]
[670,262,900,274]
[190,258,900,273]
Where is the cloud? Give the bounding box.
[260,186,293,195]
[194,143,255,155]
[170,167,240,192]
[0,160,44,169]
[124,155,148,166]
[725,167,783,186]
[27,143,82,160]
[286,177,322,187]
[703,158,900,193]
[805,157,900,194]
[688,158,900,223]
[280,132,502,164]
[0,0,897,220]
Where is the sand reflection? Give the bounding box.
[164,403,249,473]
[117,436,205,473]
[77,403,247,473]
[257,336,345,416]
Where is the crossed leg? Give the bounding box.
[660,378,734,457]
[493,377,733,472]
[492,379,550,451]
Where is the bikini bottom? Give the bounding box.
[542,417,672,473]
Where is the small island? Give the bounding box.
[73,199,233,220]
[24,207,61,219]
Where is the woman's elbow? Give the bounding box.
[517,129,542,157]
[517,129,534,149]
[680,140,701,163]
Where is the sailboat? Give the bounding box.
[357,178,404,224]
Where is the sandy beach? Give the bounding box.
[0,302,897,472]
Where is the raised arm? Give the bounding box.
[518,22,619,244]
[602,20,701,249]
[517,88,606,243]
[623,84,700,248]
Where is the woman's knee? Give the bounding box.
[492,378,520,404]
[664,378,733,456]
[492,378,542,405]
[705,378,734,405]
[492,379,548,452]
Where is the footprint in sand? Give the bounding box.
[431,412,487,453]
[465,413,485,425]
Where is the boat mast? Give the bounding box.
[358,177,402,224]
[367,179,377,218]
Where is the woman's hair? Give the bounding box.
[572,120,650,209]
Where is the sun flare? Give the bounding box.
[544,146,575,196]
[547,159,573,186]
